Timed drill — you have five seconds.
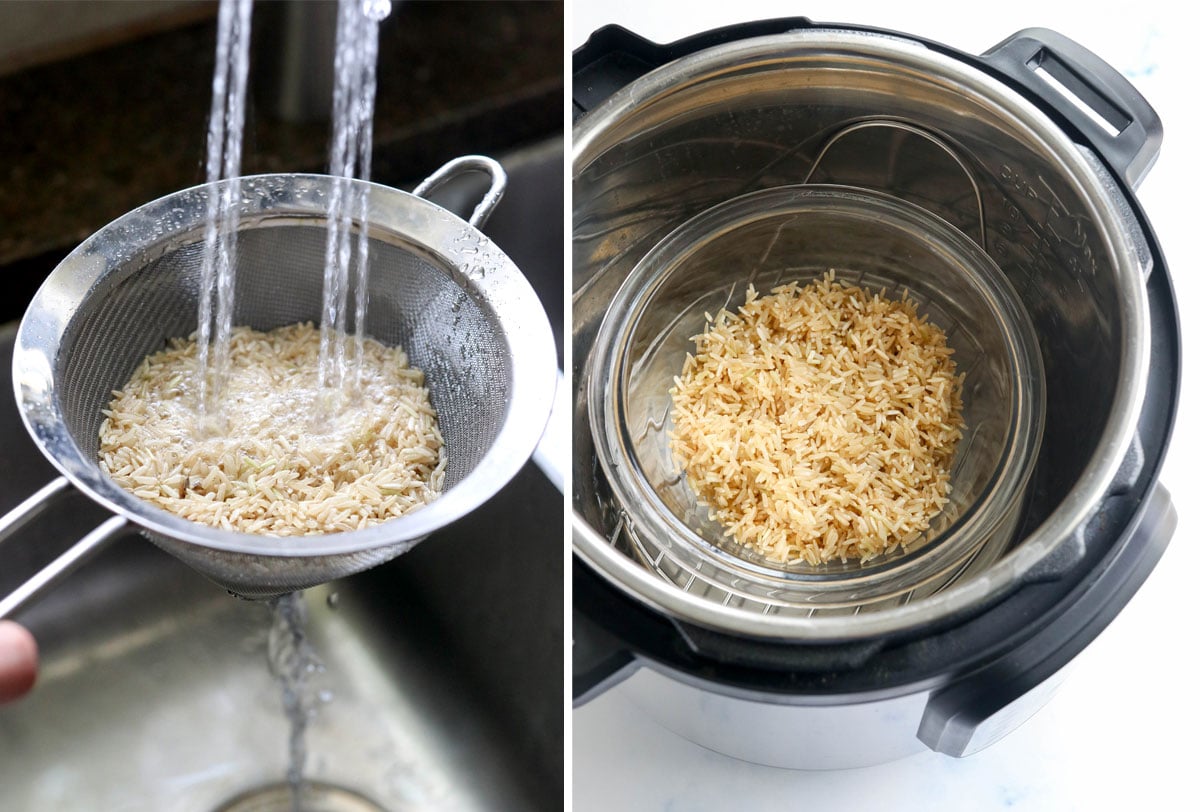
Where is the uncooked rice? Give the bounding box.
[98,322,445,535]
[668,272,964,565]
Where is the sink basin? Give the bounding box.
[0,139,564,811]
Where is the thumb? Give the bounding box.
[0,620,38,704]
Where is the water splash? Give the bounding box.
[362,0,393,22]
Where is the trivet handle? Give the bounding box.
[412,155,508,229]
[801,117,990,252]
[0,477,130,619]
[981,27,1162,190]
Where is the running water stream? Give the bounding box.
[267,593,327,811]
[197,0,390,414]
[320,0,390,394]
[195,1,394,808]
[195,0,252,421]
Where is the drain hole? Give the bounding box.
[214,782,388,812]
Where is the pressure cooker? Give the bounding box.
[571,19,1179,768]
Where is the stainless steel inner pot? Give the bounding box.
[573,28,1154,641]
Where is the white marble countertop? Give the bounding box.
[571,2,1198,809]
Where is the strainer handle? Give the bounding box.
[0,477,130,619]
[412,155,508,229]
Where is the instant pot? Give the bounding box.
[571,19,1180,768]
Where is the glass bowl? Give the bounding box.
[587,185,1046,612]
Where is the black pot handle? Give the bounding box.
[980,27,1162,190]
[917,483,1175,757]
[572,601,639,705]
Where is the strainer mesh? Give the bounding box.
[59,222,509,491]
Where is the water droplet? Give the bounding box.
[362,0,391,21]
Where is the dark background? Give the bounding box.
[0,0,563,324]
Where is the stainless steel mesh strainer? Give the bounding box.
[1,156,556,611]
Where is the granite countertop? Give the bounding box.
[0,0,562,324]
[572,2,1198,810]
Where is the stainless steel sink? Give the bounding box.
[0,139,564,811]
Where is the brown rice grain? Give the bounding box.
[668,272,964,565]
